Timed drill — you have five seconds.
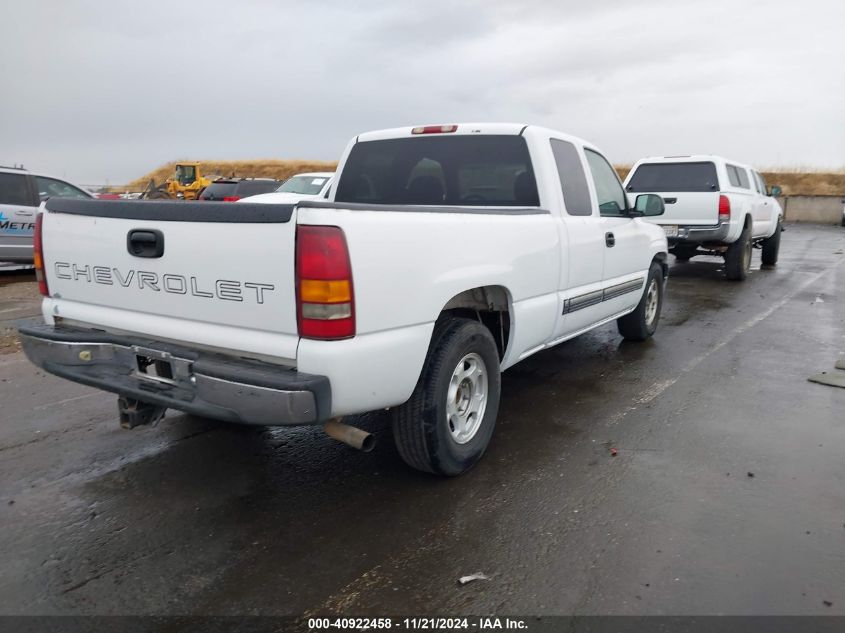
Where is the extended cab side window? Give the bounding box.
[550,139,592,216]
[584,149,627,217]
[35,176,90,201]
[735,168,750,189]
[755,171,769,195]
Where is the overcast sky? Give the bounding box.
[1,0,843,185]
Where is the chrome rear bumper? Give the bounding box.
[667,222,730,245]
[18,324,331,426]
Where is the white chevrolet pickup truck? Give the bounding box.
[21,123,668,475]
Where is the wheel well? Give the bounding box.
[743,214,753,229]
[438,286,511,360]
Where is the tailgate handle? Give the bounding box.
[127,229,164,258]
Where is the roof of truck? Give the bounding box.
[635,155,755,170]
[354,123,600,156]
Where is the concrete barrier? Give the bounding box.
[777,195,844,225]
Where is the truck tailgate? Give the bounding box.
[40,198,299,362]
[644,191,719,226]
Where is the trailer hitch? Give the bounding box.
[118,396,167,429]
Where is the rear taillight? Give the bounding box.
[223,196,241,202]
[34,213,49,296]
[718,195,731,223]
[296,225,355,339]
[411,124,458,134]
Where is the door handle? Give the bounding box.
[605,232,615,247]
[127,229,165,258]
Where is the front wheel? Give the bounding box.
[392,318,501,476]
[617,262,664,341]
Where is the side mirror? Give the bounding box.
[634,193,665,216]
[769,185,782,197]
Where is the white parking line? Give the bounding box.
[33,392,103,411]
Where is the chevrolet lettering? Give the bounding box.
[53,262,275,303]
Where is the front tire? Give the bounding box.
[617,262,664,341]
[392,318,501,476]
[725,223,752,280]
[760,219,782,266]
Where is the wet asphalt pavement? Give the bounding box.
[1,224,844,616]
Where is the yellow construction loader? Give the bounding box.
[142,163,212,200]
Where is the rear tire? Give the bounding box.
[617,262,664,341]
[760,219,782,266]
[725,223,752,281]
[392,318,501,476]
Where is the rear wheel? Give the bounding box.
[761,219,782,266]
[392,318,501,476]
[617,262,664,341]
[725,223,752,280]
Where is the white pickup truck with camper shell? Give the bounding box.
[623,155,784,280]
[20,123,669,475]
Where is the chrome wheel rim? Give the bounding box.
[446,352,488,444]
[644,278,659,326]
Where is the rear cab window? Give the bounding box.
[199,181,238,200]
[335,135,539,207]
[234,180,281,197]
[626,162,719,193]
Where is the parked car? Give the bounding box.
[239,172,334,204]
[623,155,783,279]
[0,165,93,263]
[197,178,284,202]
[20,123,668,475]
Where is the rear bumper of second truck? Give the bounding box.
[666,222,731,245]
[18,323,331,425]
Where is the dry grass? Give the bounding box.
[757,170,845,197]
[120,160,844,197]
[121,159,339,191]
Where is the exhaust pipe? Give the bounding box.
[323,418,375,452]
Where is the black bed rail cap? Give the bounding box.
[44,197,296,223]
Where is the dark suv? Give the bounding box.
[197,179,284,202]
